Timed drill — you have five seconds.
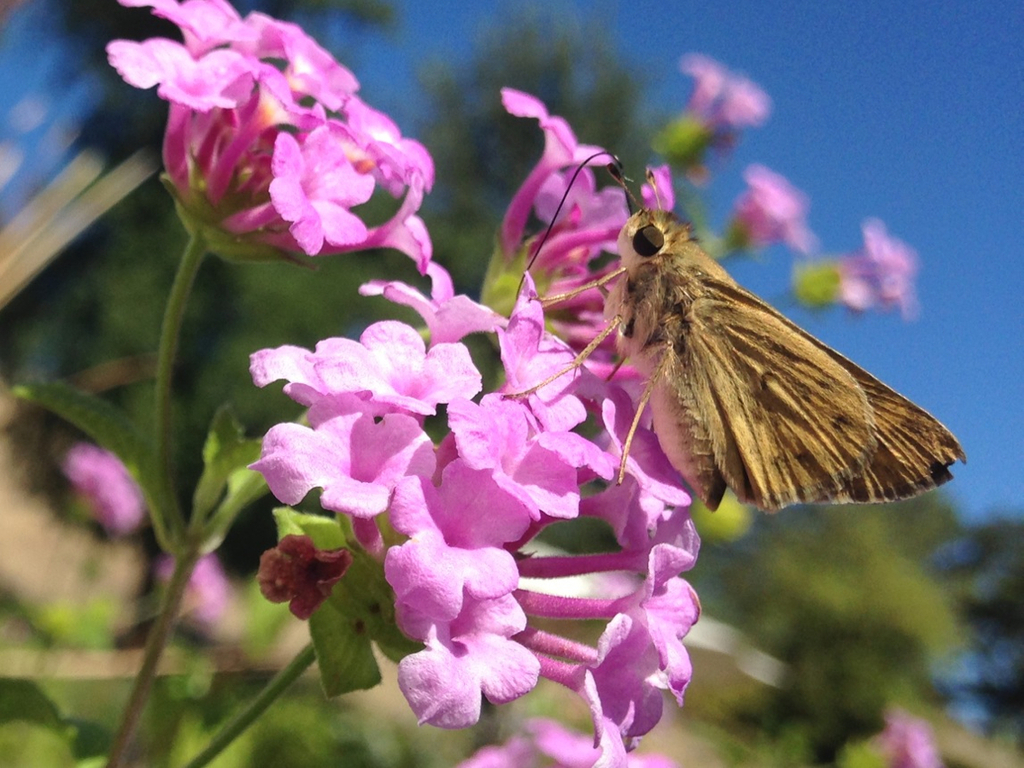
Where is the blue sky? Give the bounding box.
[2,1,1020,522]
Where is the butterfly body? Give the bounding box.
[605,208,965,512]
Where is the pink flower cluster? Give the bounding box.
[250,90,700,766]
[840,219,919,319]
[62,442,146,536]
[107,0,433,267]
[456,717,680,768]
[251,294,699,758]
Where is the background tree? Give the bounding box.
[938,513,1024,745]
[689,495,964,763]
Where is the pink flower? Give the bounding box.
[107,0,432,267]
[527,168,628,279]
[496,277,590,432]
[729,163,816,253]
[155,553,230,630]
[359,262,505,345]
[499,88,616,257]
[493,91,629,356]
[448,394,615,520]
[840,219,919,319]
[268,126,375,254]
[62,443,145,536]
[397,594,540,729]
[385,461,530,623]
[250,320,482,416]
[877,709,944,768]
[251,404,436,519]
[486,92,647,382]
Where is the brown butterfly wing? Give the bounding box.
[821,348,966,502]
[658,277,879,511]
[662,276,963,511]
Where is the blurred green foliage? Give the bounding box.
[938,514,1024,745]
[690,494,964,762]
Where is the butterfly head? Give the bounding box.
[618,208,692,269]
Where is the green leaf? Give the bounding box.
[836,740,886,768]
[192,405,263,521]
[0,722,76,768]
[64,720,109,762]
[271,507,346,549]
[479,236,527,319]
[652,115,713,171]
[308,598,382,697]
[0,681,109,763]
[310,549,421,696]
[31,598,118,649]
[0,680,63,729]
[330,548,421,665]
[12,382,159,508]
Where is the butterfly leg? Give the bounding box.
[617,345,671,484]
[538,266,626,308]
[506,315,622,399]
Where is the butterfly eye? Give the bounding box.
[633,225,664,257]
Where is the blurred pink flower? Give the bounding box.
[877,709,944,768]
[62,443,145,536]
[840,218,919,319]
[156,553,230,630]
[661,54,770,176]
[681,53,771,131]
[729,163,816,253]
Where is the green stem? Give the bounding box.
[152,232,208,548]
[182,644,317,768]
[105,547,202,768]
[105,232,209,767]
[198,469,269,549]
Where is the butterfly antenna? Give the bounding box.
[643,168,665,210]
[605,161,640,212]
[519,151,622,294]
